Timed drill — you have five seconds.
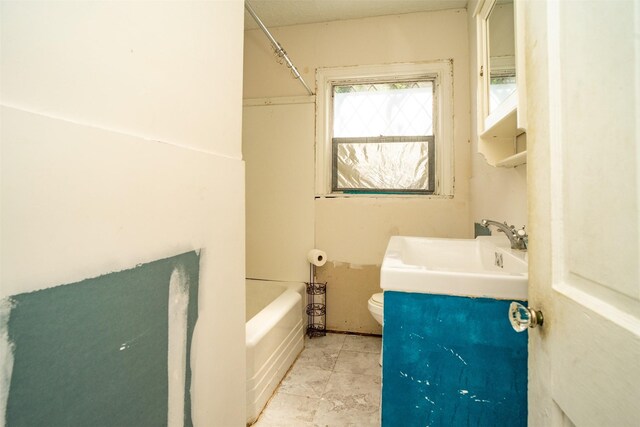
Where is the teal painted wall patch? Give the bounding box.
[2,251,199,427]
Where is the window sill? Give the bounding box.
[314,193,454,200]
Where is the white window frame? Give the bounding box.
[315,61,454,197]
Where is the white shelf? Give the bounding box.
[495,150,527,168]
[481,92,518,139]
[475,0,527,168]
[478,92,526,167]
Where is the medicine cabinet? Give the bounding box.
[475,0,527,167]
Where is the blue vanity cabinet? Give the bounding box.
[381,291,527,427]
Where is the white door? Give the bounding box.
[526,1,640,426]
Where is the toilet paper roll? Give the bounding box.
[307,249,327,267]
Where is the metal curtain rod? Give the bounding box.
[244,0,314,96]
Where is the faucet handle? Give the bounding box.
[516,226,527,237]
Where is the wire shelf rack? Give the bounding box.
[305,281,326,338]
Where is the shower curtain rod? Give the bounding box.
[244,0,314,96]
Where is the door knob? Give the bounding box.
[509,302,543,332]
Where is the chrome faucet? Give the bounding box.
[481,219,528,250]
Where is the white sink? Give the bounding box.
[380,236,528,300]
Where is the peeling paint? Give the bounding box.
[438,344,468,365]
[118,329,150,352]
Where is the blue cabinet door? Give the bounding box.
[382,291,527,427]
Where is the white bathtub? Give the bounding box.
[246,279,305,425]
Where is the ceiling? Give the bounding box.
[244,0,469,30]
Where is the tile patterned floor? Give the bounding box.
[253,333,382,427]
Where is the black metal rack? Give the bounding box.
[305,266,326,338]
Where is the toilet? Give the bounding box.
[368,292,384,365]
[368,292,384,326]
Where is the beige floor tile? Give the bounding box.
[253,392,321,427]
[313,400,380,427]
[333,350,382,378]
[342,334,382,354]
[295,346,340,371]
[314,372,381,426]
[279,362,333,398]
[254,419,319,427]
[305,332,347,350]
[322,371,382,407]
[254,334,384,427]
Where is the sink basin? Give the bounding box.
[380,236,528,300]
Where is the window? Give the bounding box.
[332,81,435,193]
[316,61,454,196]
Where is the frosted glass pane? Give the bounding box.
[333,82,433,137]
[489,76,516,112]
[335,142,430,191]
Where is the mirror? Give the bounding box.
[475,0,527,167]
[487,0,515,114]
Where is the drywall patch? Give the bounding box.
[167,265,194,427]
[2,251,199,427]
[0,299,16,427]
[315,262,382,334]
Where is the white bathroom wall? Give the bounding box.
[467,0,528,229]
[1,1,246,425]
[243,99,315,282]
[244,9,471,333]
[0,1,241,157]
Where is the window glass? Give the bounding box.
[331,80,435,193]
[333,81,434,137]
[489,73,516,112]
[334,139,433,192]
